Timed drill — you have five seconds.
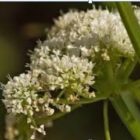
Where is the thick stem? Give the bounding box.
[103,100,111,140]
[111,95,140,140]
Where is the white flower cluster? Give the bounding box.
[3,54,95,139]
[48,8,137,58]
[3,72,41,115]
[31,46,95,99]
[3,7,139,139]
[3,46,95,139]
[3,72,55,138]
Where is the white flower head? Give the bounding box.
[2,72,53,137]
[48,8,137,58]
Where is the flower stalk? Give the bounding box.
[103,100,111,140]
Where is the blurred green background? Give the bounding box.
[0,2,138,140]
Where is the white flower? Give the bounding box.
[36,125,46,135]
[58,104,71,112]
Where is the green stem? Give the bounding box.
[103,100,111,140]
[123,79,140,90]
[105,62,114,82]
[118,58,137,80]
[116,2,140,60]
[37,95,106,124]
[17,116,31,140]
[36,104,80,124]
[56,95,107,105]
[121,92,140,122]
[111,95,140,140]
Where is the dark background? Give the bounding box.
[0,2,136,140]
